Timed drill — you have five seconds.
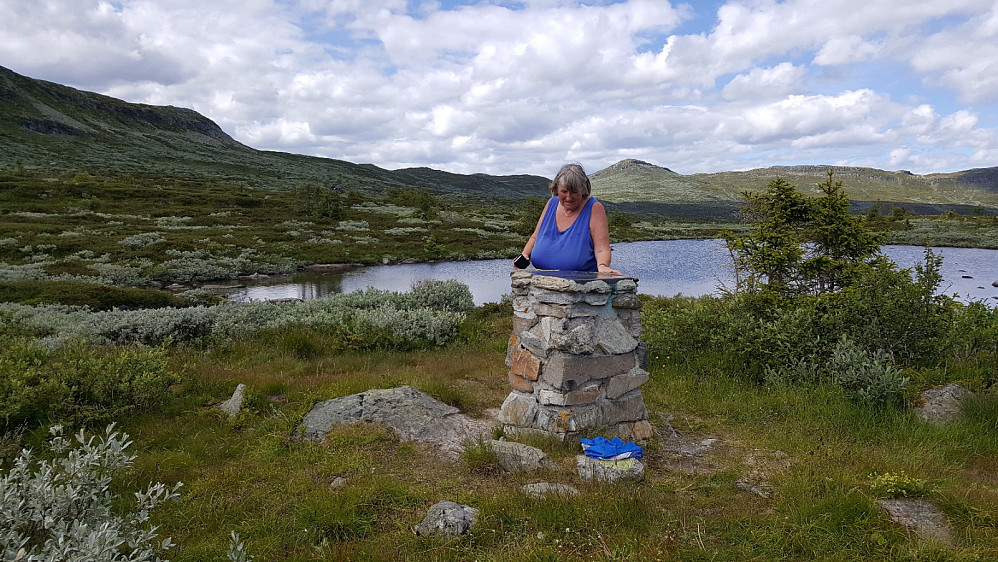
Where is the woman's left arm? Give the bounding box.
[589,201,621,274]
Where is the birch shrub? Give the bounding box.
[0,424,182,562]
[0,338,176,429]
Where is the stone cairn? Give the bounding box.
[498,270,653,442]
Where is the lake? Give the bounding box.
[214,240,998,306]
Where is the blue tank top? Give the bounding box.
[530,196,598,271]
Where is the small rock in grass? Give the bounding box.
[219,383,245,419]
[878,498,954,544]
[489,439,554,472]
[576,455,644,483]
[414,501,479,537]
[522,482,580,498]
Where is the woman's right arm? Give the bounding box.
[515,199,551,268]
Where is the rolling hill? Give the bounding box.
[591,159,998,217]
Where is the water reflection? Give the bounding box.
[215,240,998,306]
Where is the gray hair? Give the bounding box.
[549,163,591,198]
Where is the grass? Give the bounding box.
[884,216,998,249]
[0,279,192,309]
[2,284,995,559]
[3,165,998,560]
[62,304,992,561]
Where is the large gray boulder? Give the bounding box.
[914,384,973,425]
[413,501,479,537]
[297,386,496,456]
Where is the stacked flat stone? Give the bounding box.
[498,270,653,442]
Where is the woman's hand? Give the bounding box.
[597,263,621,275]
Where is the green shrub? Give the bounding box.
[824,252,950,365]
[734,297,827,383]
[723,173,880,297]
[0,282,473,351]
[407,279,475,313]
[0,280,187,310]
[0,338,177,430]
[640,248,967,401]
[945,301,998,367]
[118,232,167,248]
[641,295,744,365]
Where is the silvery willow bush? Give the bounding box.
[828,335,909,409]
[0,424,182,562]
[0,280,474,350]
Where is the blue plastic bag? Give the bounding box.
[579,436,643,460]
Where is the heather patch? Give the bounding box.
[337,220,369,232]
[384,227,430,236]
[119,231,167,248]
[351,202,414,217]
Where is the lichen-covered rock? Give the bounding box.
[735,449,792,498]
[297,386,496,456]
[489,440,554,472]
[577,455,645,483]
[522,482,580,498]
[914,384,973,425]
[877,499,954,544]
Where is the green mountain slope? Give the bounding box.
[0,65,547,200]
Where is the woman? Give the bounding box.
[514,163,621,274]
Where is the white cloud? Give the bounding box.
[721,62,804,101]
[813,35,882,65]
[1,0,996,177]
[889,146,913,167]
[900,105,939,136]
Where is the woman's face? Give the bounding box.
[557,183,583,212]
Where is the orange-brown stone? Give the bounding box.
[508,372,535,393]
[509,346,542,381]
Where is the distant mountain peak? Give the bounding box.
[593,159,677,176]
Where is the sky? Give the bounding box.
[1,0,997,177]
